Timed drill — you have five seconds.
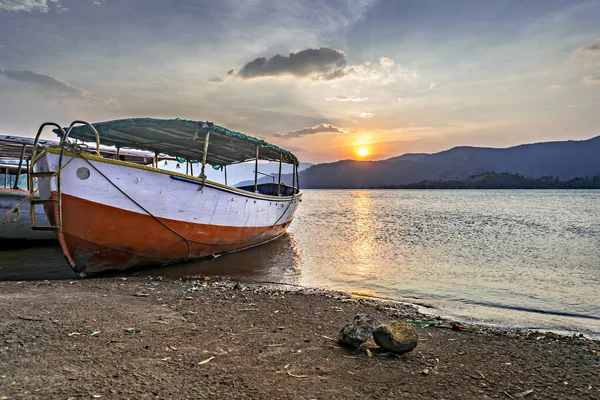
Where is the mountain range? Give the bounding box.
[237,135,600,189]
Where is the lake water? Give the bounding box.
[2,190,599,337]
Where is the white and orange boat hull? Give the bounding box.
[34,148,301,274]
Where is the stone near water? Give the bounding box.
[372,321,418,354]
[338,314,378,348]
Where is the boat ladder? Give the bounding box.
[28,170,60,231]
[27,122,66,231]
[27,120,102,232]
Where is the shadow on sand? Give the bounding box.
[0,233,302,283]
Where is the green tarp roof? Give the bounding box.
[53,118,299,166]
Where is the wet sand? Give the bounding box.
[0,277,598,399]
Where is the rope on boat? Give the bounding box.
[0,186,42,224]
[272,196,295,226]
[76,151,298,260]
[0,197,24,224]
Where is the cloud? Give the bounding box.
[0,0,47,12]
[235,49,416,84]
[272,123,348,138]
[207,77,224,83]
[575,41,600,55]
[429,81,438,90]
[0,70,87,96]
[237,47,347,80]
[325,95,369,102]
[583,74,600,85]
[358,112,374,118]
[337,58,418,84]
[321,57,416,84]
[0,0,64,12]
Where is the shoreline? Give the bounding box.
[1,276,598,399]
[193,276,600,341]
[1,245,598,340]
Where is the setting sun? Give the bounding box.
[356,147,369,158]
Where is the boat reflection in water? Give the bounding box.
[139,233,302,283]
[0,233,301,282]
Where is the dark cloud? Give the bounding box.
[207,76,224,83]
[0,70,87,96]
[576,41,600,55]
[237,47,347,80]
[313,67,349,81]
[226,69,235,76]
[583,74,600,84]
[272,123,347,138]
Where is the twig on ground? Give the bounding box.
[316,333,336,341]
[17,315,43,321]
[198,356,215,365]
[287,371,307,378]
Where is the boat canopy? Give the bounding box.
[1,134,161,165]
[52,118,299,166]
[0,135,56,160]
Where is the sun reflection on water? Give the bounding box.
[350,190,376,275]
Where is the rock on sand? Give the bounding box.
[338,314,378,348]
[372,321,418,354]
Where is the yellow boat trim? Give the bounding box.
[42,146,302,201]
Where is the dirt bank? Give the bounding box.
[0,277,598,399]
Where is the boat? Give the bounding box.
[1,134,165,243]
[1,135,56,242]
[30,118,302,275]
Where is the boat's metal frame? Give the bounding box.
[0,130,169,242]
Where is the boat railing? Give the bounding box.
[28,122,68,231]
[60,120,101,156]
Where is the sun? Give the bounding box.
[356,147,369,158]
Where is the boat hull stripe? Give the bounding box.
[56,193,291,274]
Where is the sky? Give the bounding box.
[0,0,599,164]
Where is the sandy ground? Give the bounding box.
[0,277,598,400]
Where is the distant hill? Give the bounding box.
[377,172,600,189]
[385,153,429,162]
[237,136,600,189]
